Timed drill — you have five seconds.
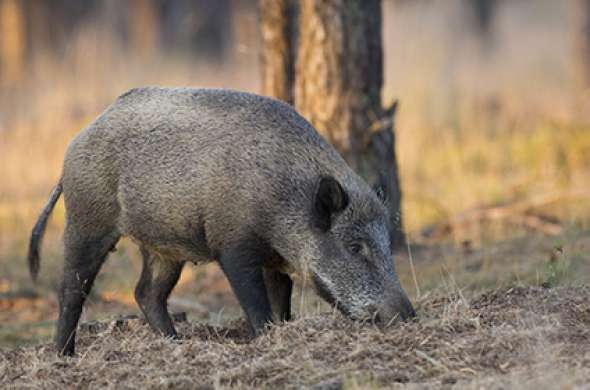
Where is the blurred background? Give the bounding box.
[1,0,590,347]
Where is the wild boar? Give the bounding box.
[28,87,415,356]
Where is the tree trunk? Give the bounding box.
[260,0,296,104]
[0,0,26,85]
[576,0,590,90]
[294,0,404,248]
[129,0,159,58]
[465,0,496,49]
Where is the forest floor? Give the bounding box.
[1,284,588,389]
[1,225,589,389]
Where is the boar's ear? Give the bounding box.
[313,176,349,231]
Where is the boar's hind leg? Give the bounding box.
[56,228,120,356]
[263,269,293,322]
[219,243,273,335]
[135,247,184,338]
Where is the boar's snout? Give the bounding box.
[375,290,416,324]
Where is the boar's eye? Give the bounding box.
[348,242,363,255]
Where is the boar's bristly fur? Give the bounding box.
[27,87,415,356]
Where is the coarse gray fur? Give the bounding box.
[28,87,415,356]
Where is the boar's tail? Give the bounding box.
[27,180,63,281]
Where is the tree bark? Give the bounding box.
[260,0,296,104]
[294,0,404,248]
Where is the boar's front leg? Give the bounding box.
[219,241,273,334]
[135,246,184,338]
[263,268,293,322]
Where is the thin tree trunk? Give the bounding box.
[260,0,295,104]
[129,0,159,58]
[466,0,496,49]
[0,0,25,85]
[576,0,590,90]
[295,0,404,247]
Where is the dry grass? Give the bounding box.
[1,285,588,389]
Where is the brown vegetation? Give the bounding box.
[1,285,588,389]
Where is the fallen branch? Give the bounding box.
[421,190,589,239]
